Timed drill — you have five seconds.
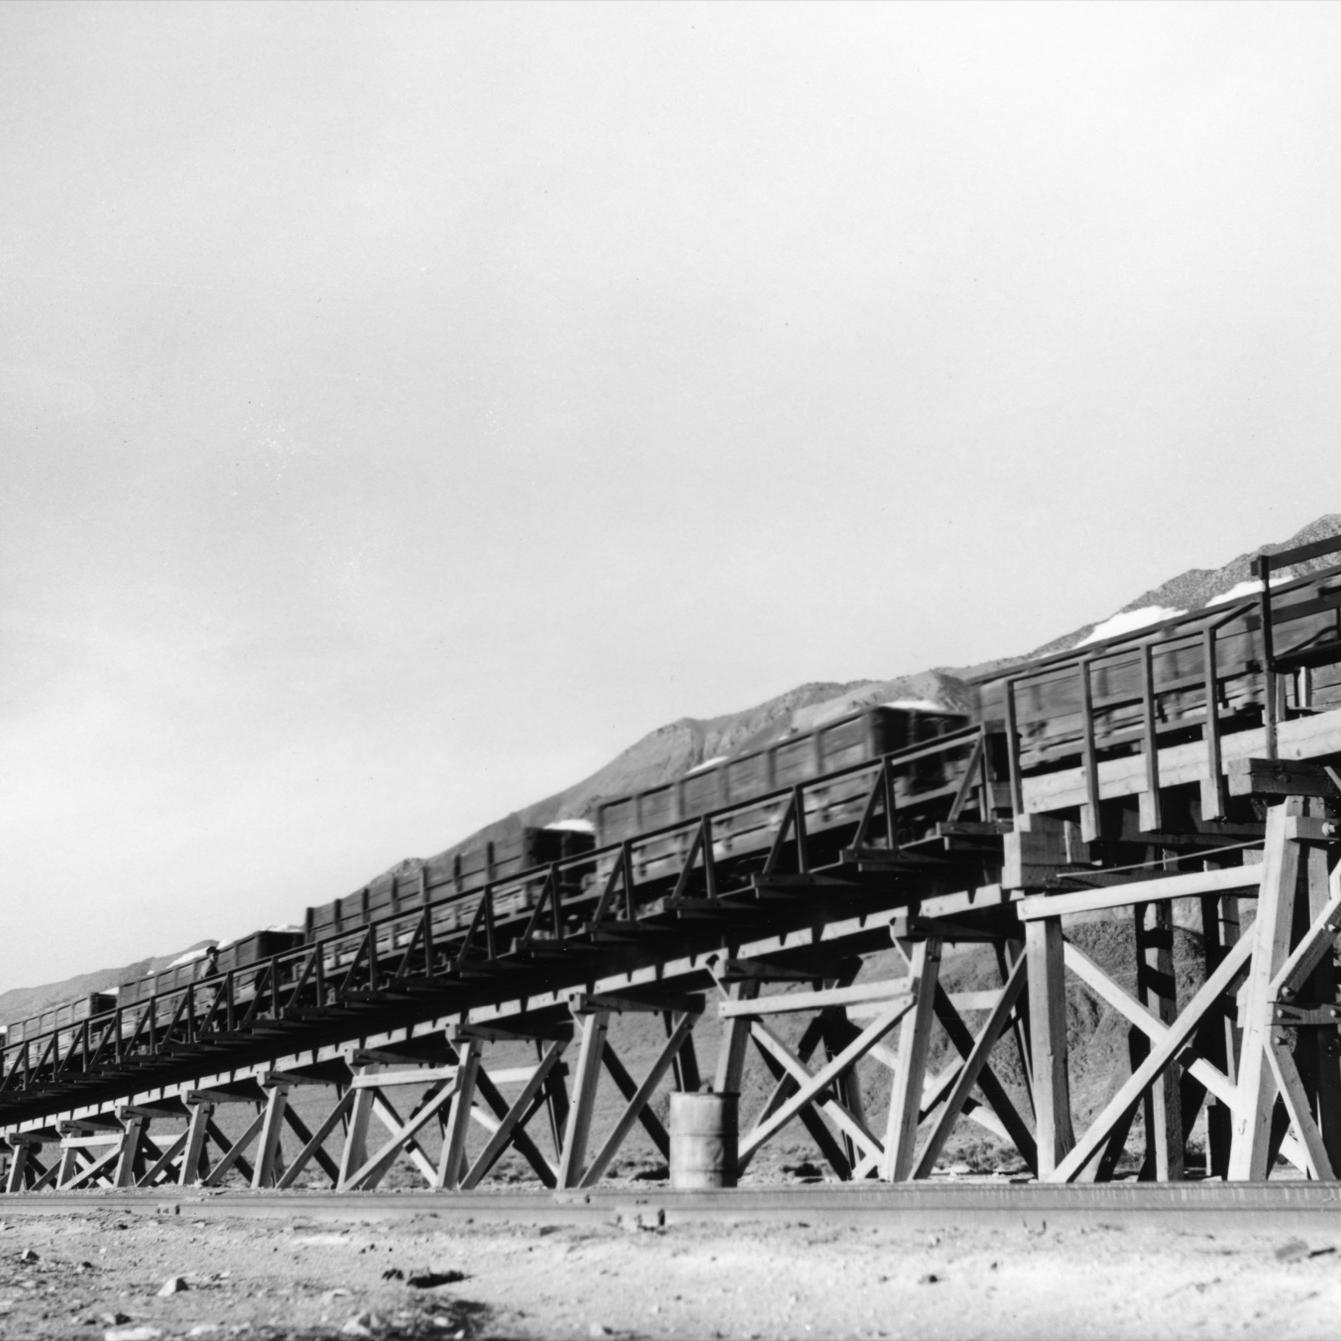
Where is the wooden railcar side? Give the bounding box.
[972,565,1341,774]
[596,705,967,848]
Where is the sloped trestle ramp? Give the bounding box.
[7,537,1341,1196]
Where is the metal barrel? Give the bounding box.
[669,1091,738,1189]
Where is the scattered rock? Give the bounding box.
[407,1271,467,1289]
[341,1313,383,1337]
[588,1326,614,1339]
[919,1273,941,1285]
[157,1276,189,1297]
[187,1328,219,1338]
[105,1328,164,1341]
[18,1249,38,1263]
[381,1267,405,1281]
[617,1208,665,1233]
[1275,1237,1311,1262]
[101,1313,132,1327]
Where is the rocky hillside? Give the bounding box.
[1022,513,1341,661]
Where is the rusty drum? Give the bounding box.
[669,1091,738,1189]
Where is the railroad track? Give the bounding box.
[5,1180,1341,1231]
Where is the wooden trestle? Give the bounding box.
[6,710,1341,1194]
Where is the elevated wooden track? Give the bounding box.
[7,540,1341,1197]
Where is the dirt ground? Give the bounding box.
[0,1197,1339,1341]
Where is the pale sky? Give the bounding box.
[4,1,1341,988]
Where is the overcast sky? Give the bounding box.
[4,2,1341,988]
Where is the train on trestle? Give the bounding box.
[7,556,1341,1075]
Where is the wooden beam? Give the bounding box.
[437,1041,480,1190]
[1199,892,1240,1178]
[1023,709,1341,814]
[738,998,915,1163]
[713,980,758,1094]
[569,991,705,1016]
[719,980,913,1019]
[748,1021,883,1171]
[930,986,1038,1175]
[470,1065,560,1187]
[251,1084,289,1189]
[337,1075,376,1189]
[1291,823,1341,1173]
[1139,641,1163,832]
[343,1080,460,1191]
[178,1100,213,1186]
[579,1012,698,1188]
[460,1041,567,1191]
[913,954,1029,1178]
[1063,941,1236,1109]
[349,1066,457,1089]
[1018,864,1261,921]
[113,1115,146,1188]
[600,1041,672,1158]
[1002,814,1086,890]
[369,1092,438,1185]
[138,1128,190,1188]
[1269,870,1341,1000]
[739,1016,851,1179]
[201,1108,265,1187]
[1229,800,1303,1180]
[1079,658,1101,842]
[60,1143,120,1191]
[4,1142,35,1194]
[1134,900,1183,1180]
[556,1010,608,1189]
[275,1093,346,1189]
[1228,758,1341,799]
[1053,934,1254,1182]
[1265,1037,1334,1181]
[1026,917,1074,1177]
[881,939,940,1181]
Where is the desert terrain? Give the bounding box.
[0,1186,1339,1341]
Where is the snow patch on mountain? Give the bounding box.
[1076,606,1186,647]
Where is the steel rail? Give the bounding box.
[2,1181,1341,1230]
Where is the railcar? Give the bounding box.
[971,561,1341,776]
[7,992,118,1070]
[116,929,306,1008]
[594,703,973,890]
[596,703,967,847]
[302,825,588,942]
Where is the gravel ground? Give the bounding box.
[0,1202,1340,1340]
